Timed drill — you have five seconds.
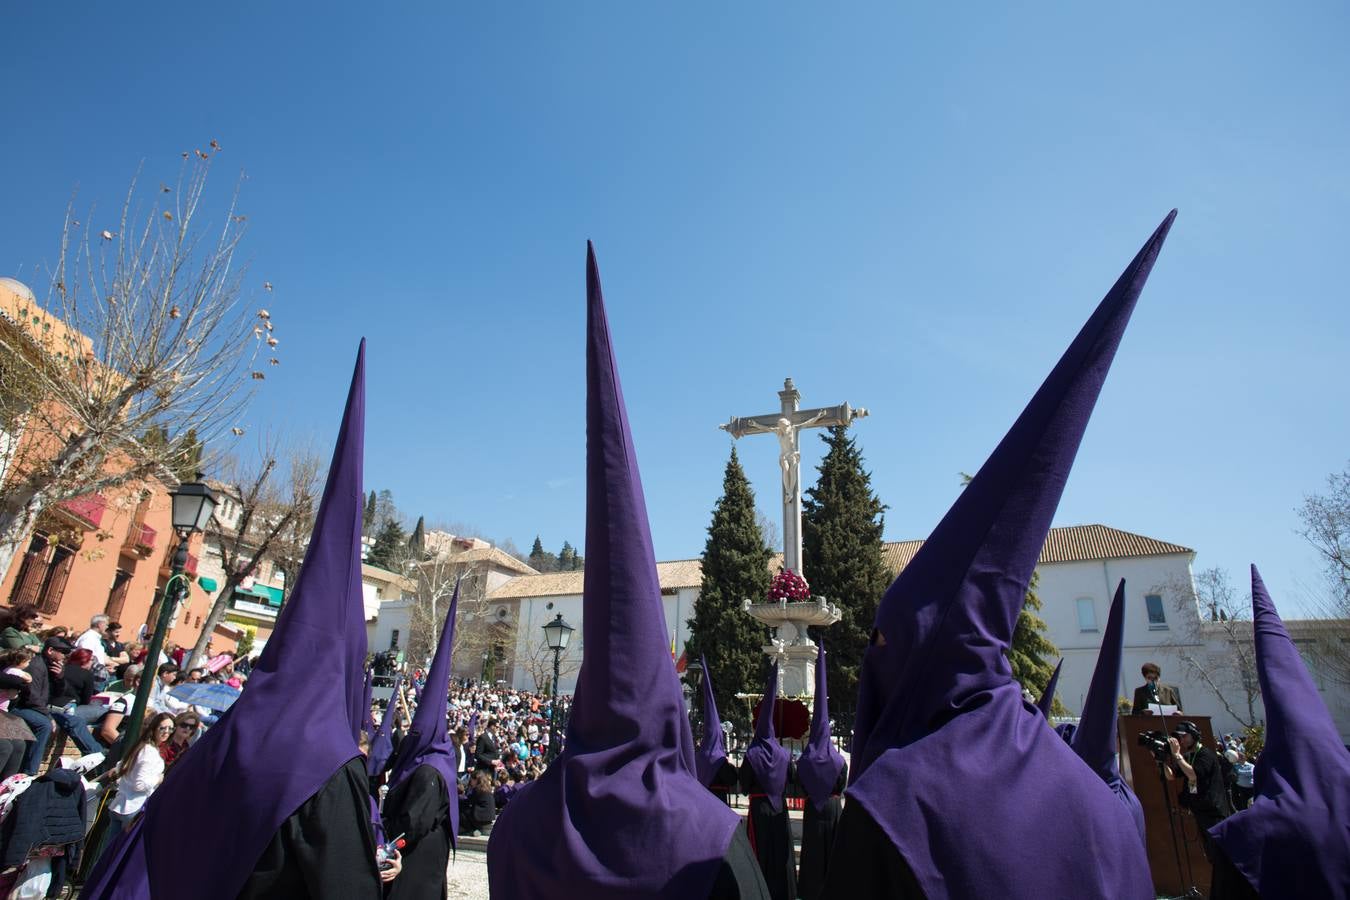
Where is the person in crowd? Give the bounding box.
[488,246,769,899]
[460,769,496,836]
[1228,749,1255,811]
[80,342,382,900]
[1130,661,1184,714]
[47,646,104,755]
[75,614,113,682]
[795,644,847,900]
[452,726,469,782]
[1167,720,1234,861]
[161,711,201,767]
[0,605,43,650]
[103,713,175,843]
[103,621,129,665]
[474,716,500,771]
[11,636,72,774]
[1207,566,1350,899]
[825,214,1174,899]
[381,583,460,900]
[0,668,36,779]
[95,663,143,747]
[149,662,188,715]
[740,665,795,900]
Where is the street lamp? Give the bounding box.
[542,613,573,762]
[117,476,216,763]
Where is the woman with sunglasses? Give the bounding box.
[162,712,200,767]
[104,713,175,841]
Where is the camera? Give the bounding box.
[1137,729,1171,763]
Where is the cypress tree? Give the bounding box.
[367,519,408,571]
[408,515,427,557]
[686,448,771,734]
[558,541,578,571]
[802,425,889,731]
[363,491,378,534]
[1009,571,1065,715]
[528,536,557,572]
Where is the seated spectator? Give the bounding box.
[48,647,105,755]
[0,605,43,650]
[0,669,36,779]
[11,637,72,774]
[103,713,175,844]
[149,662,187,714]
[460,769,496,836]
[95,664,144,747]
[162,711,201,767]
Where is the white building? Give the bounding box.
[482,523,1350,741]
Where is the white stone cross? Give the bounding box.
[719,378,867,576]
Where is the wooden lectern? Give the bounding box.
[1118,713,1216,898]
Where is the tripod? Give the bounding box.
[1153,757,1203,899]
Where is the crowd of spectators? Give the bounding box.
[371,677,572,839]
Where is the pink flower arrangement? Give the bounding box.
[767,569,810,602]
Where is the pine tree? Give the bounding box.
[686,448,772,734]
[558,541,577,571]
[1009,570,1065,714]
[802,425,889,731]
[363,491,378,534]
[367,518,408,571]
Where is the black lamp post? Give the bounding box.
[542,612,573,763]
[116,478,216,763]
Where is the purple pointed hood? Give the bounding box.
[1209,565,1350,897]
[745,663,790,812]
[695,654,727,786]
[845,213,1175,900]
[487,243,739,899]
[797,642,845,812]
[1071,580,1145,841]
[387,580,460,844]
[1036,659,1064,720]
[93,341,372,900]
[367,672,404,777]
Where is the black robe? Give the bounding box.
[238,757,383,899]
[820,801,926,899]
[1208,846,1262,900]
[738,760,797,900]
[709,820,774,899]
[709,758,739,806]
[381,765,451,900]
[795,762,846,900]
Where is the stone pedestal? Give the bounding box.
[743,596,842,697]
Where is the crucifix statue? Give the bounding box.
[719,378,868,576]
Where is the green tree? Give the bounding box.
[528,535,557,572]
[1009,570,1066,715]
[558,540,579,571]
[363,490,378,534]
[367,518,408,571]
[802,426,889,730]
[686,448,772,736]
[408,515,427,558]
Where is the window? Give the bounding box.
[389,629,400,650]
[1076,597,1098,632]
[105,569,133,619]
[1293,639,1326,691]
[1145,594,1168,629]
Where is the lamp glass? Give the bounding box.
[542,613,574,652]
[170,481,218,535]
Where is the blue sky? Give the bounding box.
[3,3,1347,614]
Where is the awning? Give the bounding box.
[232,582,284,607]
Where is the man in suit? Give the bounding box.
[1131,662,1183,714]
[475,718,501,771]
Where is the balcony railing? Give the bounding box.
[122,521,157,558]
[55,493,107,530]
[184,552,199,578]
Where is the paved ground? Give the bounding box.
[446,849,489,899]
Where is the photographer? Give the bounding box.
[1166,721,1233,859]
